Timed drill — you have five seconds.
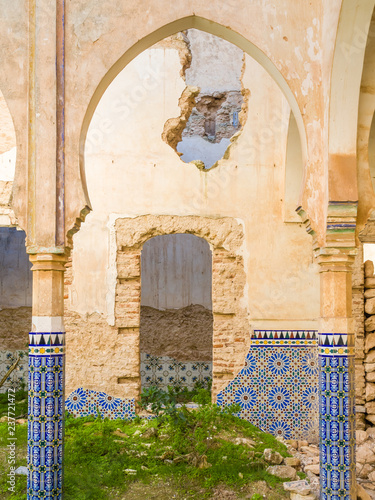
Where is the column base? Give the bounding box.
[27,328,65,500]
[319,337,356,499]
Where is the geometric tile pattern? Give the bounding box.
[318,333,355,357]
[0,350,28,393]
[27,331,65,500]
[140,353,212,390]
[251,329,318,345]
[217,331,319,442]
[319,333,356,499]
[26,325,356,498]
[65,388,135,420]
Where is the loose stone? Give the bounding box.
[266,465,297,480]
[263,448,283,465]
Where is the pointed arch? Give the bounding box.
[79,16,308,210]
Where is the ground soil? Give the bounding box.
[113,479,289,500]
[140,304,213,361]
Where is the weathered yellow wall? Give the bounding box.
[65,36,320,399]
[70,39,319,324]
[357,9,375,234]
[0,0,351,245]
[1,1,374,250]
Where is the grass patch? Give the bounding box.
[0,387,292,499]
[0,389,28,419]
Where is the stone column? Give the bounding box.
[318,250,357,499]
[27,253,67,500]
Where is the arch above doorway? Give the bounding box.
[114,214,248,400]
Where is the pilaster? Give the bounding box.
[317,248,357,500]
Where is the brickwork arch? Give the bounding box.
[114,215,248,399]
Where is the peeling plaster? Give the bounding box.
[162,86,200,152]
[301,73,313,96]
[306,27,322,62]
[294,47,303,62]
[235,217,249,313]
[165,37,249,170]
[72,6,108,45]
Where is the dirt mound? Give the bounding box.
[140,304,213,361]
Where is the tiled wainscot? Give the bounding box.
[65,388,135,419]
[217,330,319,441]
[140,353,212,390]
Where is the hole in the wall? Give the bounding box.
[161,29,248,170]
[84,28,255,186]
[140,233,213,396]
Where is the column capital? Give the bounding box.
[29,252,67,317]
[315,246,357,273]
[29,252,69,272]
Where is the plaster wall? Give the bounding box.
[357,9,375,232]
[352,244,366,430]
[0,92,29,369]
[0,92,16,156]
[68,40,319,325]
[65,34,320,400]
[370,115,375,193]
[2,1,369,248]
[184,29,243,93]
[0,148,17,226]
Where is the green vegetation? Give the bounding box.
[0,386,291,499]
[0,389,28,419]
[138,381,212,424]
